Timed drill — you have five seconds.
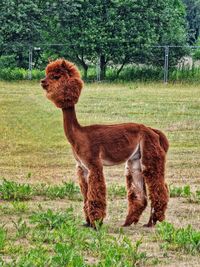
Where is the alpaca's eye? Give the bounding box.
[52,75,60,80]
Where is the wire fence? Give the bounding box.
[0,43,200,83]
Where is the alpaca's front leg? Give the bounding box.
[76,164,90,226]
[87,164,106,227]
[142,154,169,227]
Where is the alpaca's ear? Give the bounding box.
[48,58,53,63]
[61,60,67,69]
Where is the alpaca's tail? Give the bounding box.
[151,128,169,153]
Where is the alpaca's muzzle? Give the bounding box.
[41,79,49,90]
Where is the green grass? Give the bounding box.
[170,184,200,203]
[0,81,200,266]
[0,81,200,184]
[0,179,33,200]
[0,227,7,252]
[0,208,148,266]
[0,178,129,204]
[156,222,200,254]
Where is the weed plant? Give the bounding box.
[170,185,191,198]
[0,179,129,202]
[169,184,200,203]
[12,218,30,238]
[29,208,75,230]
[0,179,32,201]
[108,185,126,199]
[0,208,148,266]
[0,227,7,252]
[156,222,200,254]
[33,181,81,200]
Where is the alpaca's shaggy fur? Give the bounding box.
[41,59,169,228]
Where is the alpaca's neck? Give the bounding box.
[62,106,81,146]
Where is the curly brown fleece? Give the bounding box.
[41,59,169,228]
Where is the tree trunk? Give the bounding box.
[76,55,88,79]
[116,57,128,77]
[100,55,107,80]
[82,63,88,79]
[17,51,24,68]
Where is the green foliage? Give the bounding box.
[52,243,86,267]
[11,201,29,213]
[0,68,25,80]
[0,227,7,251]
[108,184,126,198]
[183,0,200,44]
[196,190,200,202]
[169,184,200,203]
[33,181,81,200]
[170,66,200,82]
[0,179,32,200]
[12,218,30,238]
[115,65,163,82]
[156,222,200,254]
[0,179,81,201]
[192,38,200,60]
[0,207,148,266]
[0,0,187,78]
[0,68,44,80]
[49,0,187,78]
[1,64,199,82]
[15,247,51,267]
[0,55,16,68]
[170,185,191,198]
[29,208,74,229]
[29,208,147,267]
[0,0,43,68]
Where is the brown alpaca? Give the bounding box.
[41,59,169,228]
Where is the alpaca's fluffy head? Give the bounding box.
[41,59,83,108]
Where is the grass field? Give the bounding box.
[0,81,200,266]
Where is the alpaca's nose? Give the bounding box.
[41,78,48,89]
[41,78,46,84]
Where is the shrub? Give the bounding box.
[0,68,44,80]
[0,55,16,69]
[170,67,200,82]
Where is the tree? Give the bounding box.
[0,0,43,68]
[43,0,97,78]
[183,0,200,44]
[0,0,188,78]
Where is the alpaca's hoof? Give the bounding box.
[122,222,130,227]
[122,224,129,227]
[143,222,155,228]
[82,222,92,228]
[122,217,139,227]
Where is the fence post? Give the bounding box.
[28,46,33,80]
[164,46,169,84]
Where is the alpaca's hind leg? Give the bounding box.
[123,159,147,226]
[87,163,106,227]
[76,164,90,226]
[142,154,169,227]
